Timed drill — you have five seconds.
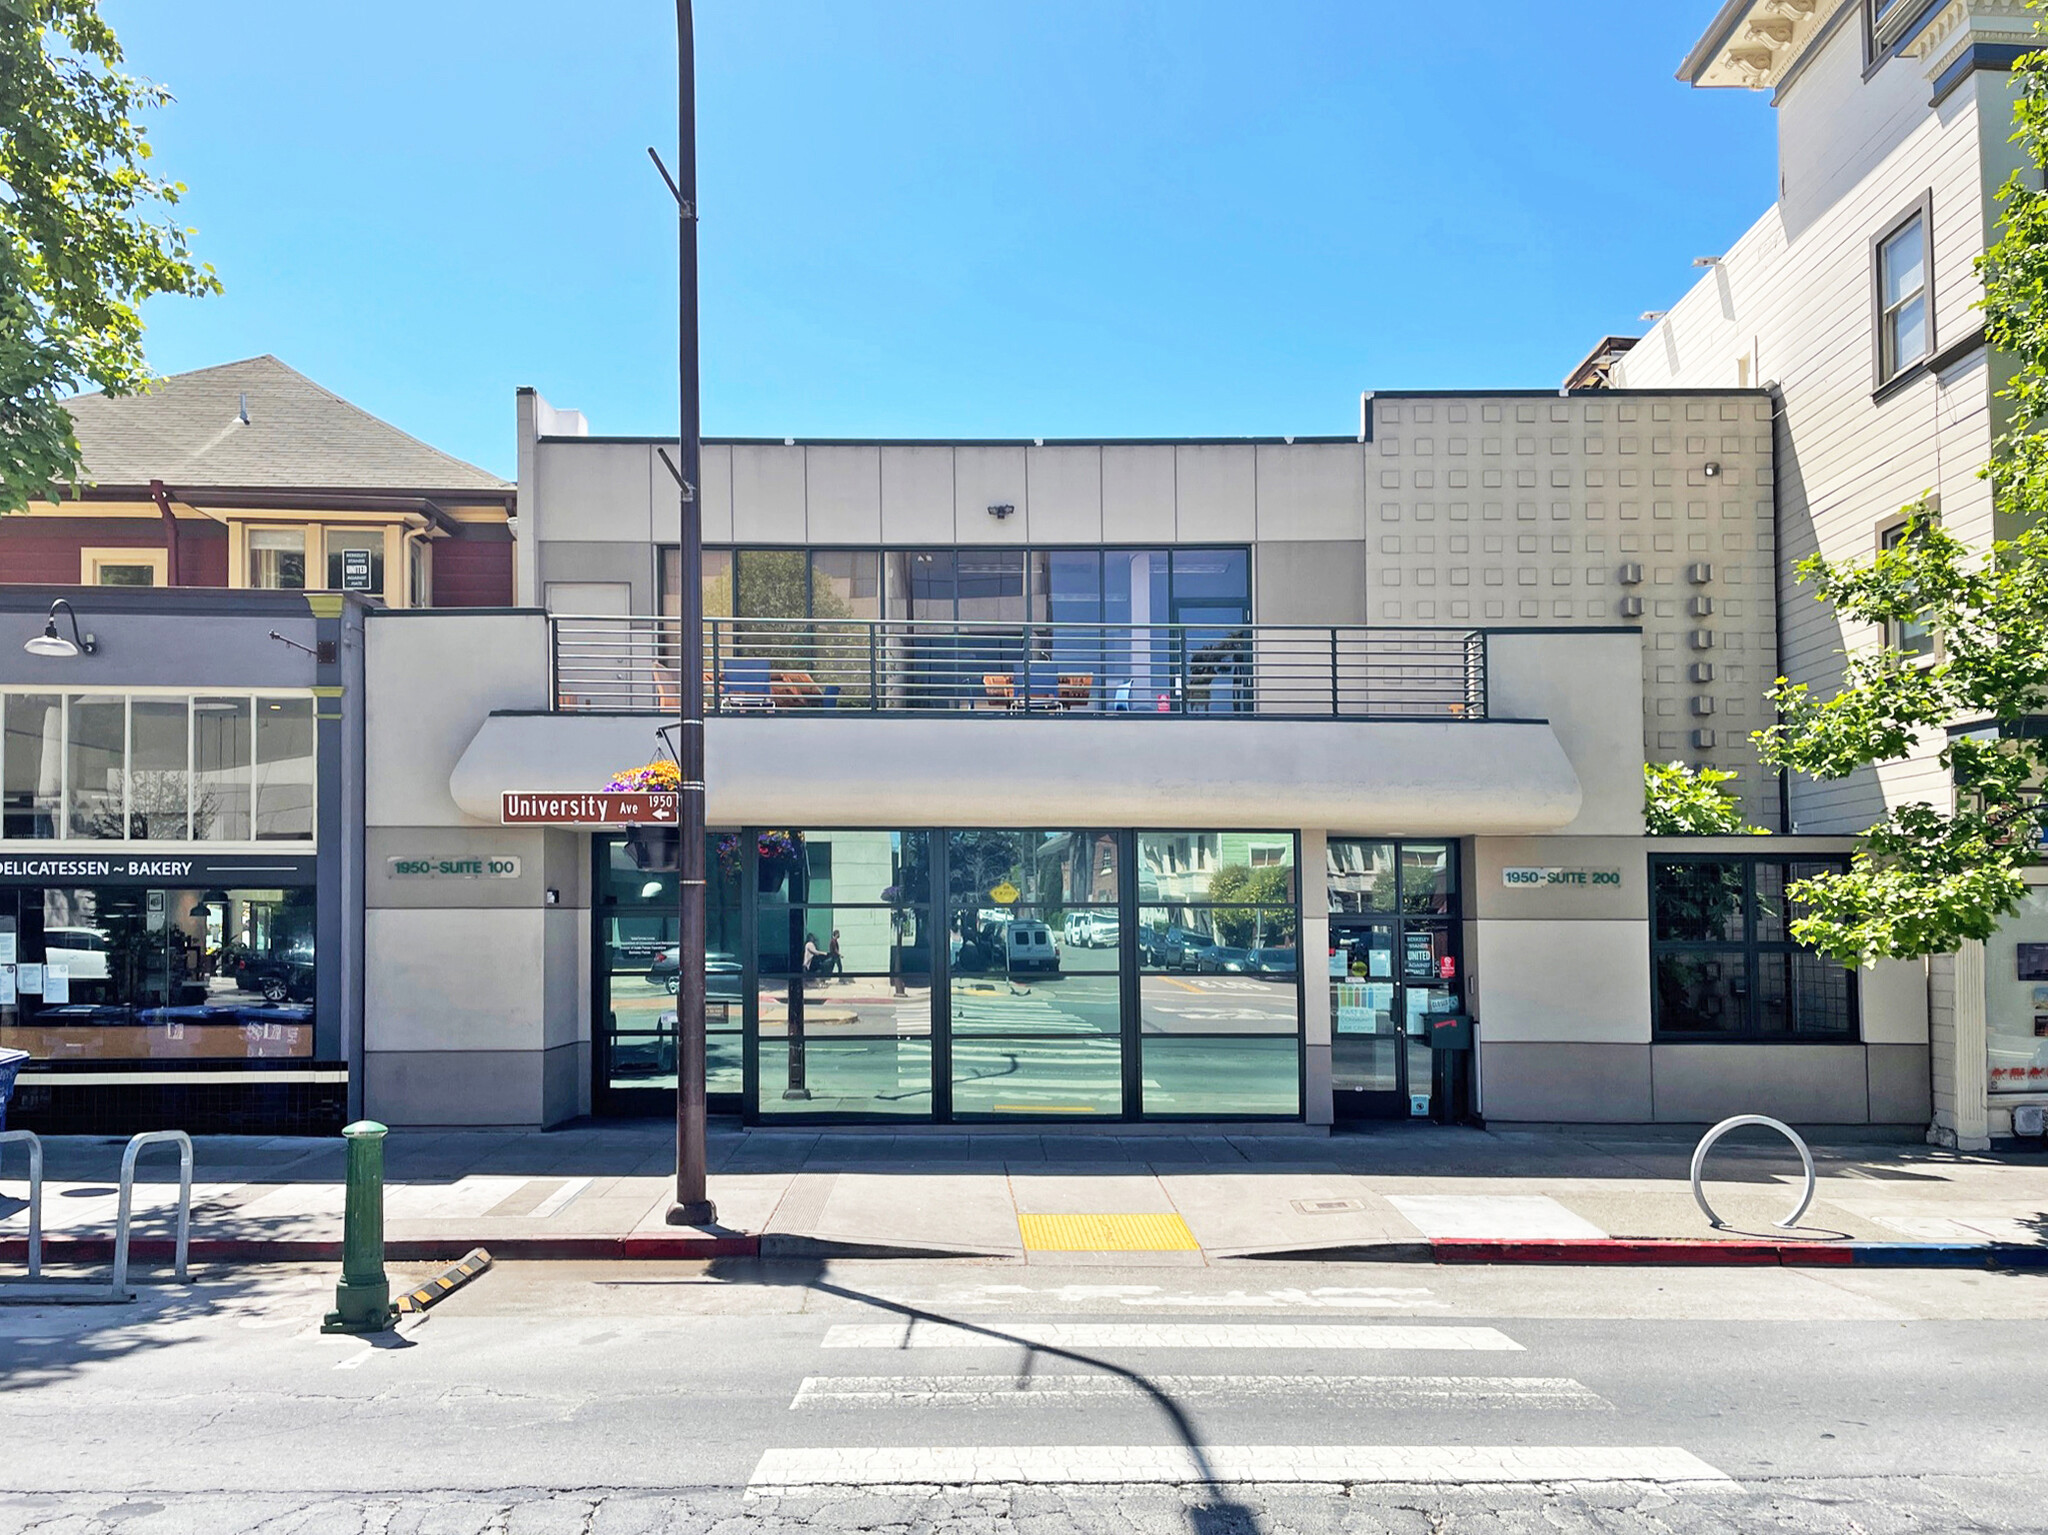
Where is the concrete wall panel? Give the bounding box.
[1861,957,1930,1045]
[880,447,956,543]
[730,444,807,543]
[1101,445,1176,543]
[1650,1043,1870,1123]
[1487,631,1646,837]
[364,1049,543,1128]
[1468,837,1648,922]
[1867,1043,1933,1124]
[535,443,652,545]
[1253,541,1366,626]
[804,446,883,544]
[365,906,545,1053]
[1469,919,1651,1044]
[1174,444,1257,542]
[1027,446,1104,543]
[1478,1041,1652,1122]
[953,446,1030,543]
[1255,443,1365,542]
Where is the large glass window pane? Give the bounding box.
[253,698,315,840]
[899,550,956,617]
[1143,1037,1298,1116]
[735,548,809,623]
[129,699,191,840]
[952,1034,1122,1118]
[0,885,315,1062]
[776,829,930,905]
[1141,972,1298,1035]
[248,528,306,589]
[2,693,63,839]
[1138,832,1296,906]
[1983,887,2048,1094]
[1045,551,1103,623]
[192,697,251,841]
[1327,839,1398,914]
[1653,861,1746,944]
[1655,953,1748,1036]
[951,972,1122,1036]
[950,907,1117,977]
[324,528,386,594]
[758,1036,935,1117]
[66,695,125,839]
[1792,954,1855,1038]
[956,549,1026,621]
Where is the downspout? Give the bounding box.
[148,479,181,586]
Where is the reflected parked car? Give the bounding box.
[646,948,743,998]
[1249,948,1298,978]
[1141,925,1211,970]
[235,951,315,1003]
[1196,945,1253,974]
[43,927,112,982]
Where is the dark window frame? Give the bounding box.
[1863,0,1941,74]
[1875,510,1941,661]
[1871,190,1935,398]
[1650,854,1861,1043]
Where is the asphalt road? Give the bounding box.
[3,1257,2047,1532]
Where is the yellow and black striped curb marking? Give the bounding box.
[394,1247,493,1314]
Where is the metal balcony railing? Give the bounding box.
[549,616,1488,720]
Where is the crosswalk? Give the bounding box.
[748,1308,1739,1497]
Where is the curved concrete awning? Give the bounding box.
[449,713,1583,836]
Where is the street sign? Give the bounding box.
[988,881,1020,904]
[341,547,374,591]
[501,791,678,825]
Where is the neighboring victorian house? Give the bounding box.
[0,355,514,606]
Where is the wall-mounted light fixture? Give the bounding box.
[1640,310,1668,321]
[22,598,95,658]
[987,503,1015,521]
[1693,256,1724,268]
[1703,461,1721,478]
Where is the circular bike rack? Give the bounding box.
[1690,1114,1816,1231]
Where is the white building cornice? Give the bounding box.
[1682,0,1844,89]
[1904,0,2037,82]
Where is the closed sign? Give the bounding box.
[1503,867,1621,888]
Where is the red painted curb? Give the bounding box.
[1432,1238,1852,1266]
[0,1234,760,1264]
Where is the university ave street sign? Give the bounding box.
[501,791,678,825]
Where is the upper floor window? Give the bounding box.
[1878,517,1937,659]
[0,691,316,844]
[247,528,306,590]
[1874,198,1932,389]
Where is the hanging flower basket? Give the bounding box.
[606,760,682,795]
[715,830,806,890]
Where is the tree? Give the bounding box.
[1643,761,1760,836]
[0,3,218,514]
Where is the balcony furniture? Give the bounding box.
[722,658,775,710]
[770,669,823,706]
[982,673,1015,710]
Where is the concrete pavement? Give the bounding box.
[4,1121,2046,1268]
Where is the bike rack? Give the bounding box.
[1691,1114,1817,1231]
[0,1129,42,1279]
[112,1130,193,1294]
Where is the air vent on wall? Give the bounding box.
[1690,595,1715,617]
[1686,562,1714,585]
[1618,596,1644,619]
[1618,563,1644,585]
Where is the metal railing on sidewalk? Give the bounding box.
[550,615,1488,719]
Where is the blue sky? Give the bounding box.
[108,2,1774,479]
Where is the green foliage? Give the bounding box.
[1205,864,1299,947]
[1748,9,2048,968]
[1643,761,1760,837]
[0,2,218,513]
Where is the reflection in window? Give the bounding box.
[1651,857,1857,1039]
[2,693,62,840]
[129,699,191,840]
[254,698,316,840]
[952,1034,1121,1118]
[194,697,252,841]
[65,695,125,840]
[1139,831,1296,907]
[0,884,315,1061]
[248,528,307,589]
[1143,1037,1298,1116]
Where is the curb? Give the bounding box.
[1429,1238,2048,1268]
[0,1234,761,1264]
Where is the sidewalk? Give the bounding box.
[3,1121,2046,1269]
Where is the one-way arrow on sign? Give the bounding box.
[502,791,681,826]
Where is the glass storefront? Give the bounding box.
[593,826,1302,1122]
[1327,839,1462,1119]
[1985,885,2048,1097]
[0,879,316,1061]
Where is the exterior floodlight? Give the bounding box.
[23,599,95,658]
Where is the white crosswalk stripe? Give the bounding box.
[791,1373,1613,1411]
[748,1444,1735,1491]
[821,1321,1523,1351]
[755,1314,1739,1497]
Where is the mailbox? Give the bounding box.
[1425,1012,1472,1051]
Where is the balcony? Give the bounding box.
[549,616,1489,720]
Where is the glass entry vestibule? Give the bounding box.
[1327,839,1462,1121]
[593,827,1303,1122]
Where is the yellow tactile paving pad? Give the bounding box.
[1018,1212,1200,1252]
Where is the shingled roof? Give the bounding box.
[62,355,510,497]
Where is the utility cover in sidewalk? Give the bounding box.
[1019,1213,1200,1252]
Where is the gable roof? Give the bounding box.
[62,355,510,498]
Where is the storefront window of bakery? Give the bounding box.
[595,831,745,1111]
[1985,887,2048,1097]
[0,885,315,1060]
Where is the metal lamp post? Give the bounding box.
[665,0,716,1227]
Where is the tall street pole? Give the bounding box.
[667,0,716,1228]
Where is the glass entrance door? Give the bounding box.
[1330,919,1462,1120]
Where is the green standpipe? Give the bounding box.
[322,1120,395,1334]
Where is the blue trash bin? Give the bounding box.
[0,1047,28,1133]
